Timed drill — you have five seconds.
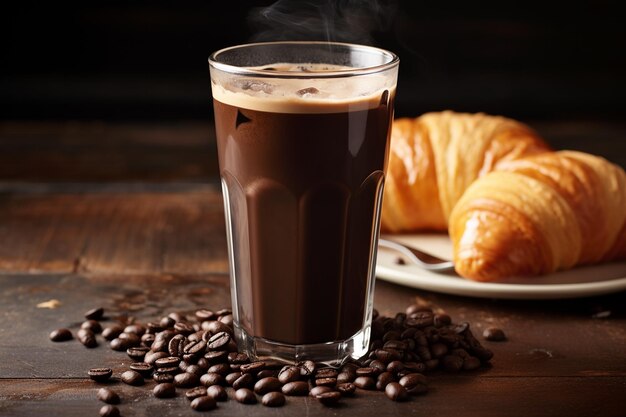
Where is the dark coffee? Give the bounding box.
[214,82,394,345]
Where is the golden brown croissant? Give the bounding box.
[449,151,626,281]
[381,111,551,232]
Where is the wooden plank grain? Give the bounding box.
[0,185,228,274]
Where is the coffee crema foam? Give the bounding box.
[211,63,395,114]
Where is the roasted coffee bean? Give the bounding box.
[146,321,165,334]
[190,396,217,411]
[129,362,153,377]
[183,339,207,356]
[278,366,300,384]
[101,325,123,341]
[386,360,405,373]
[204,320,232,336]
[336,382,356,396]
[233,372,254,390]
[173,321,194,335]
[118,332,141,347]
[153,372,175,383]
[376,371,395,391]
[375,349,401,363]
[483,327,507,341]
[49,328,72,342]
[201,372,225,387]
[354,376,376,390]
[356,367,375,377]
[204,350,228,364]
[96,387,120,404]
[224,371,242,386]
[121,370,144,386]
[195,309,216,321]
[124,324,146,336]
[316,391,341,406]
[207,331,231,350]
[336,371,355,384]
[399,373,428,395]
[406,311,434,328]
[430,343,449,358]
[316,368,338,379]
[434,313,452,327]
[141,333,155,347]
[160,316,176,328]
[254,376,282,395]
[262,392,286,407]
[168,334,187,357]
[88,368,112,382]
[215,308,232,316]
[185,386,207,401]
[155,356,180,369]
[281,381,309,396]
[184,364,203,376]
[257,369,278,379]
[384,340,408,351]
[153,382,176,398]
[208,363,230,375]
[463,356,482,371]
[309,386,332,397]
[174,372,200,388]
[315,377,337,387]
[127,346,150,361]
[298,360,316,377]
[369,359,386,374]
[442,354,464,372]
[144,351,168,365]
[99,404,120,417]
[219,314,233,327]
[240,361,265,374]
[228,352,249,364]
[406,304,432,315]
[81,320,102,334]
[403,362,426,373]
[382,330,402,343]
[385,382,408,401]
[235,388,257,404]
[198,385,224,402]
[85,307,105,321]
[77,328,98,348]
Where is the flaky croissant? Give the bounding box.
[381,111,551,232]
[449,151,626,281]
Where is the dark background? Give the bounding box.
[3,0,625,122]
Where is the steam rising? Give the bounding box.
[248,0,397,45]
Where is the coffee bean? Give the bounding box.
[275,366,299,384]
[195,309,216,321]
[204,350,229,364]
[262,392,285,407]
[85,307,105,321]
[185,386,207,401]
[121,370,144,386]
[316,368,338,379]
[174,321,194,335]
[399,373,428,395]
[316,391,341,406]
[160,316,176,328]
[219,314,234,327]
[336,382,356,396]
[88,368,112,382]
[174,372,200,388]
[257,369,278,379]
[434,313,452,327]
[99,405,120,417]
[336,371,355,384]
[376,371,395,391]
[184,364,204,376]
[168,334,187,357]
[144,351,168,365]
[207,331,231,350]
[385,382,408,401]
[49,328,72,342]
[96,388,120,404]
[204,320,232,336]
[254,376,282,394]
[129,362,153,377]
[315,377,337,387]
[463,356,482,371]
[281,381,309,396]
[155,356,180,369]
[153,372,175,383]
[118,332,141,347]
[356,367,375,377]
[228,352,249,364]
[235,388,257,404]
[406,311,434,328]
[206,385,228,401]
[442,355,464,372]
[483,327,507,341]
[201,372,225,387]
[233,372,254,390]
[141,333,155,347]
[123,324,146,336]
[146,321,165,334]
[77,328,98,348]
[127,346,149,361]
[153,382,176,398]
[240,361,265,374]
[430,343,448,358]
[81,320,103,334]
[354,376,376,390]
[190,396,217,411]
[309,386,333,397]
[375,349,401,363]
[298,360,316,377]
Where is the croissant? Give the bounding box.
[449,151,626,281]
[381,111,551,232]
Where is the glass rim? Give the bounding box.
[208,41,399,79]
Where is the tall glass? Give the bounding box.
[209,42,399,365]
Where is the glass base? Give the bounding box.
[234,324,371,367]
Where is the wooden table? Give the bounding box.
[1,120,625,417]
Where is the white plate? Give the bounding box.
[375,234,626,299]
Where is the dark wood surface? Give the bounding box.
[1,120,625,417]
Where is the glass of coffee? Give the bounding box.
[209,41,399,365]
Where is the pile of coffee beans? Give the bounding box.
[50,303,496,413]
